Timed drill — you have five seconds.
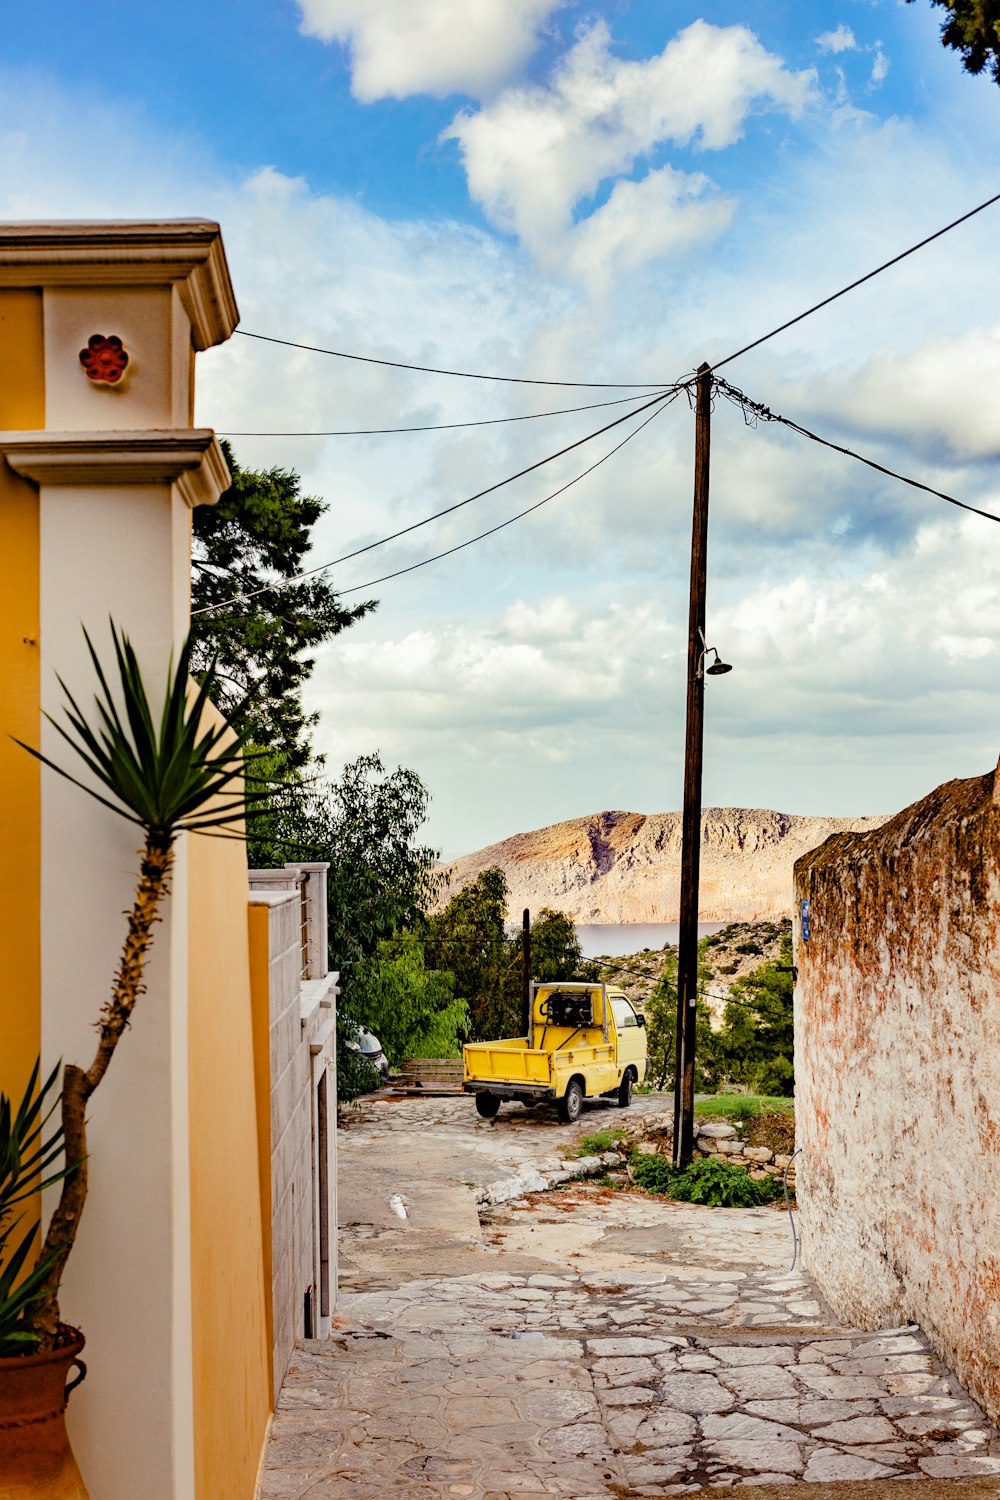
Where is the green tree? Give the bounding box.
[425,880,591,1041]
[244,752,441,1101]
[714,935,795,1096]
[523,907,583,981]
[425,868,516,1041]
[644,944,716,1092]
[247,752,439,965]
[644,950,678,1090]
[190,442,374,770]
[907,0,1000,84]
[350,933,468,1067]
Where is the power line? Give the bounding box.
[333,395,679,598]
[708,188,1000,376]
[715,377,1000,525]
[234,192,1000,404]
[218,391,656,437]
[233,328,665,390]
[192,387,676,615]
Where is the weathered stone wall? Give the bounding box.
[794,763,1000,1425]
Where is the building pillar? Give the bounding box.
[0,221,237,1500]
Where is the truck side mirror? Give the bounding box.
[637,1014,646,1027]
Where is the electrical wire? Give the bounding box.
[332,393,679,598]
[715,377,1000,525]
[708,189,1000,377]
[233,328,666,390]
[192,387,676,615]
[218,390,659,437]
[784,1147,803,1272]
[234,192,1000,402]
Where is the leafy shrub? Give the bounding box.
[631,1152,783,1207]
[628,1151,676,1195]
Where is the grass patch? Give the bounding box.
[576,1128,626,1156]
[630,1153,783,1207]
[694,1093,793,1123]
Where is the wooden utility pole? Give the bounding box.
[673,363,713,1169]
[522,908,531,1037]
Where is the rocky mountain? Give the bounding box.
[437,808,888,923]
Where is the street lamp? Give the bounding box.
[697,629,732,679]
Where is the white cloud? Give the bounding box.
[444,19,815,286]
[311,506,1000,849]
[790,325,1000,464]
[2,56,999,852]
[295,0,565,101]
[816,25,858,54]
[563,167,735,298]
[871,44,889,86]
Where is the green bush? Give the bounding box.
[631,1152,783,1207]
[628,1151,676,1195]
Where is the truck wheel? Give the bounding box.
[617,1068,635,1108]
[557,1078,584,1124]
[475,1092,500,1118]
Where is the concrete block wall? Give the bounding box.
[793,760,1000,1426]
[249,869,337,1397]
[265,891,315,1394]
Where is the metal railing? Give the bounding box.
[248,862,330,982]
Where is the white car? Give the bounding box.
[347,1025,389,1085]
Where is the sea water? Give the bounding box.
[576,921,727,958]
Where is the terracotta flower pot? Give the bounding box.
[0,1327,88,1499]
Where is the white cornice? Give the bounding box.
[0,430,231,508]
[0,221,239,350]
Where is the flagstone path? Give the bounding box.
[259,1097,1000,1499]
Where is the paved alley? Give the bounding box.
[259,1097,1000,1499]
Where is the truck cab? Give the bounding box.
[462,981,648,1123]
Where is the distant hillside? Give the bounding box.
[437,808,889,923]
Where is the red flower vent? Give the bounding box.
[79,334,130,385]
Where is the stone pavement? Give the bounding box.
[260,1096,1000,1498]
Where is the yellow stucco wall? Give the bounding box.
[0,287,43,1107]
[188,797,272,1498]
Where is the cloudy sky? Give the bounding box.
[5,1,1000,855]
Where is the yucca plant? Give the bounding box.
[15,622,260,1349]
[0,1062,75,1356]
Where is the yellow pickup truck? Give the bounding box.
[462,981,648,1123]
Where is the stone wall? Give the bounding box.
[793,762,1000,1426]
[620,1107,798,1187]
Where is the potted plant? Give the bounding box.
[0,625,255,1497]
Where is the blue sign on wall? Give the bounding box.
[800,898,811,942]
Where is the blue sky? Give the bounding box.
[3,2,1000,855]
